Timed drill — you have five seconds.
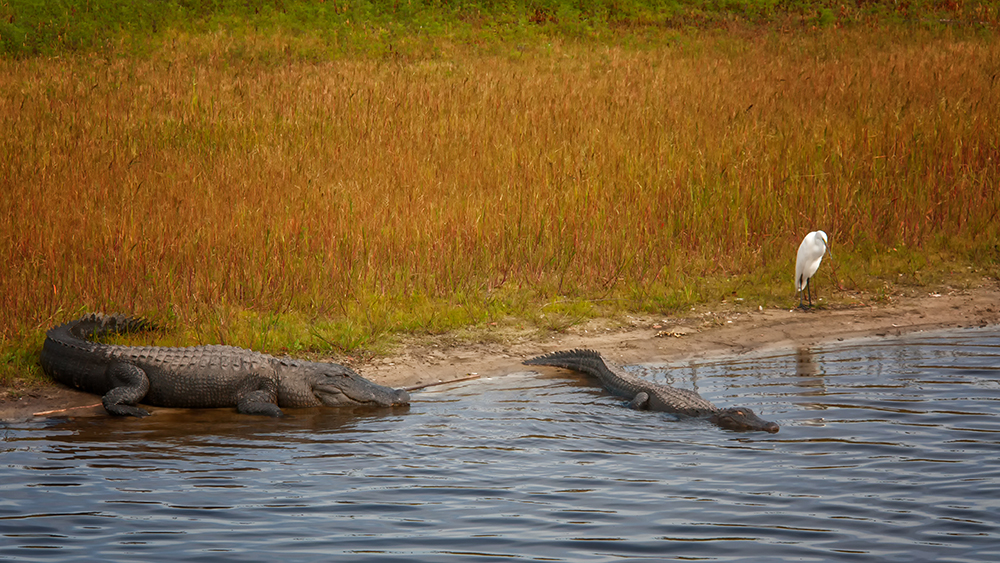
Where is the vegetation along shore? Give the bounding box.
[2,1,998,395]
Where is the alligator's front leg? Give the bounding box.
[102,363,151,417]
[627,391,650,410]
[235,374,284,417]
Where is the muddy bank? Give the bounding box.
[3,286,998,421]
[365,286,1000,389]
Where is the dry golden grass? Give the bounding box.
[2,29,998,372]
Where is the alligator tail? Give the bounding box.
[524,349,610,376]
[67,313,157,341]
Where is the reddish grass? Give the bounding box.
[2,29,998,369]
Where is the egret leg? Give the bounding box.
[797,279,815,310]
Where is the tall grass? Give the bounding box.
[2,27,999,382]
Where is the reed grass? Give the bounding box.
[2,23,999,384]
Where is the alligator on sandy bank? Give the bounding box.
[40,314,410,417]
[524,349,779,433]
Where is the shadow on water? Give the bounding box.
[2,328,999,562]
[41,405,410,445]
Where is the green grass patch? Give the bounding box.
[3,0,998,58]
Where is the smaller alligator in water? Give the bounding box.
[40,313,409,417]
[524,349,779,433]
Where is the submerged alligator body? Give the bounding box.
[524,349,779,433]
[40,314,409,417]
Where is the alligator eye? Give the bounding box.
[735,410,744,415]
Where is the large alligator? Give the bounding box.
[524,349,779,433]
[40,313,409,417]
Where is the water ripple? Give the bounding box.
[2,327,999,562]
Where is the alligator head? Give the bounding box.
[283,361,410,408]
[710,407,779,433]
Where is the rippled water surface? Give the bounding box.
[3,328,999,562]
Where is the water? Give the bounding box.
[2,327,999,562]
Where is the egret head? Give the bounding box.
[816,230,830,257]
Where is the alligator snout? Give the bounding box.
[712,407,779,433]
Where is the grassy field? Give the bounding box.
[2,1,999,385]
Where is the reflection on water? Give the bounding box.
[2,327,999,562]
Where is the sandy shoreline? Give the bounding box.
[3,285,997,421]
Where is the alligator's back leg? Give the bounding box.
[102,363,151,417]
[236,375,284,417]
[627,391,650,410]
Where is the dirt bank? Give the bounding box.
[365,285,999,389]
[3,285,998,421]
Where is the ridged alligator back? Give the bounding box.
[524,349,718,417]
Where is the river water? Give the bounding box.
[2,327,999,562]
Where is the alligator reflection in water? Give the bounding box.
[3,327,1000,562]
[41,406,398,446]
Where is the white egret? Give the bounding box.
[795,230,830,309]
